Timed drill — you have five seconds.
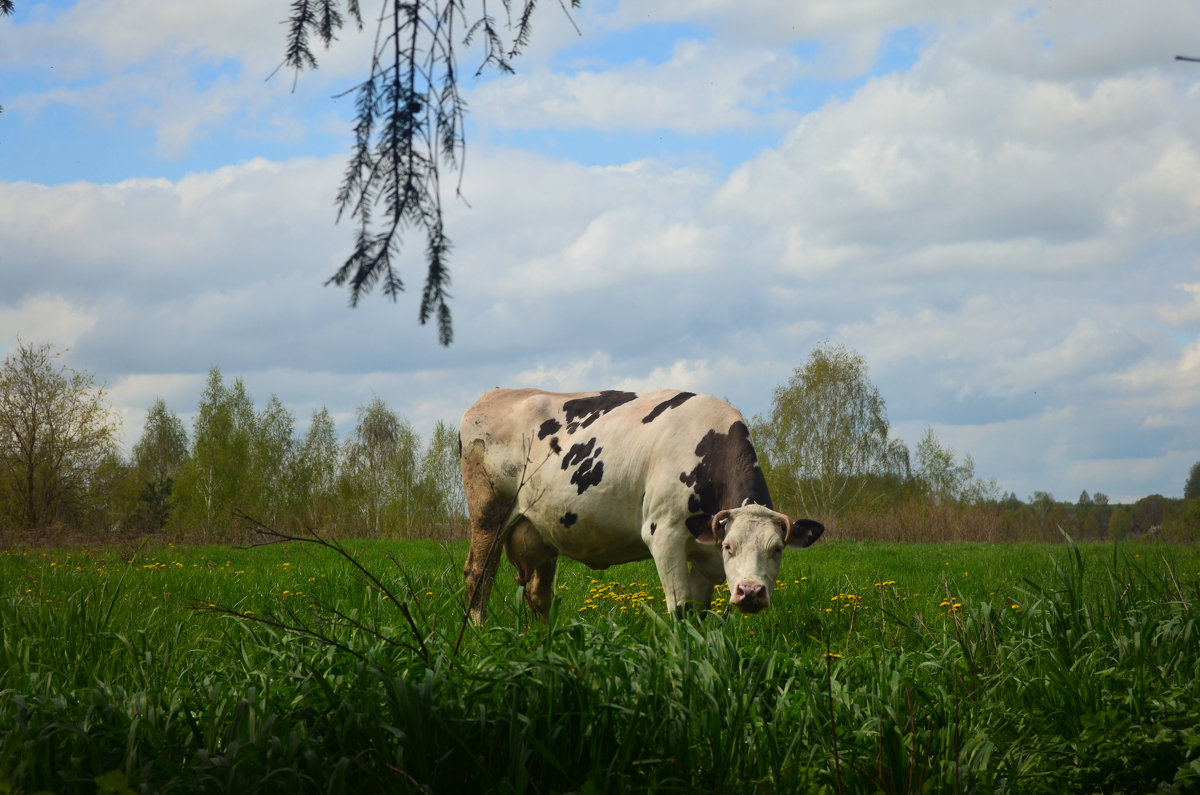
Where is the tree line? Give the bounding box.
[0,342,464,540]
[2,339,1198,543]
[750,342,1200,543]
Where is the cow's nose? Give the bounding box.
[732,582,768,612]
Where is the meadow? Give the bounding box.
[3,536,1200,794]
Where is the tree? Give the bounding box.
[285,0,581,345]
[753,342,905,515]
[1185,462,1200,500]
[1107,506,1132,541]
[0,341,120,530]
[340,397,421,536]
[1029,491,1056,522]
[913,427,993,503]
[130,398,190,531]
[250,395,296,524]
[133,399,189,483]
[417,418,466,529]
[174,368,257,533]
[294,407,341,529]
[1132,494,1165,535]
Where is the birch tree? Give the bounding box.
[754,342,905,516]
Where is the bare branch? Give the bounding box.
[233,510,431,664]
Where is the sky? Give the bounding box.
[2,1,1200,505]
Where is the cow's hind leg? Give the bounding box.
[506,520,559,620]
[464,523,507,625]
[461,439,511,625]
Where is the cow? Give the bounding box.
[459,387,824,624]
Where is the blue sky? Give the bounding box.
[3,0,1200,504]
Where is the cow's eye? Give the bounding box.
[722,543,733,555]
[771,546,783,558]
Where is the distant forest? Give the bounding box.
[2,341,1198,544]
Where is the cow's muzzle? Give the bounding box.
[730,582,769,613]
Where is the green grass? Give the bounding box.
[3,537,1200,793]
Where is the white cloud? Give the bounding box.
[1159,284,1200,328]
[0,295,98,352]
[470,38,801,133]
[5,1,373,158]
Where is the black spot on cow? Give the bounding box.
[685,514,710,538]
[538,417,562,439]
[562,390,637,433]
[549,436,562,455]
[560,512,578,528]
[561,437,605,494]
[641,391,695,423]
[562,437,596,469]
[679,421,772,537]
[650,522,657,534]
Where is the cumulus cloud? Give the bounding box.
[4,0,373,159]
[470,38,802,133]
[0,295,98,351]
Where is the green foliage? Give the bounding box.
[129,398,189,532]
[914,427,998,505]
[292,406,341,528]
[1107,506,1132,541]
[0,341,121,531]
[1186,461,1200,500]
[122,373,469,541]
[416,419,467,532]
[339,397,422,537]
[754,342,906,516]
[250,394,297,524]
[173,368,258,533]
[3,540,1200,793]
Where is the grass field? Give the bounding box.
[3,536,1200,793]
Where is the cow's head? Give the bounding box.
[702,503,824,613]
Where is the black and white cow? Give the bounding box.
[459,388,824,623]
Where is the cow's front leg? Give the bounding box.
[649,547,708,619]
[687,567,716,612]
[688,550,723,613]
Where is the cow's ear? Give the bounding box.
[786,518,824,548]
[696,509,734,544]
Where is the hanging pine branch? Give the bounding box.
[285,1,580,346]
[0,0,11,114]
